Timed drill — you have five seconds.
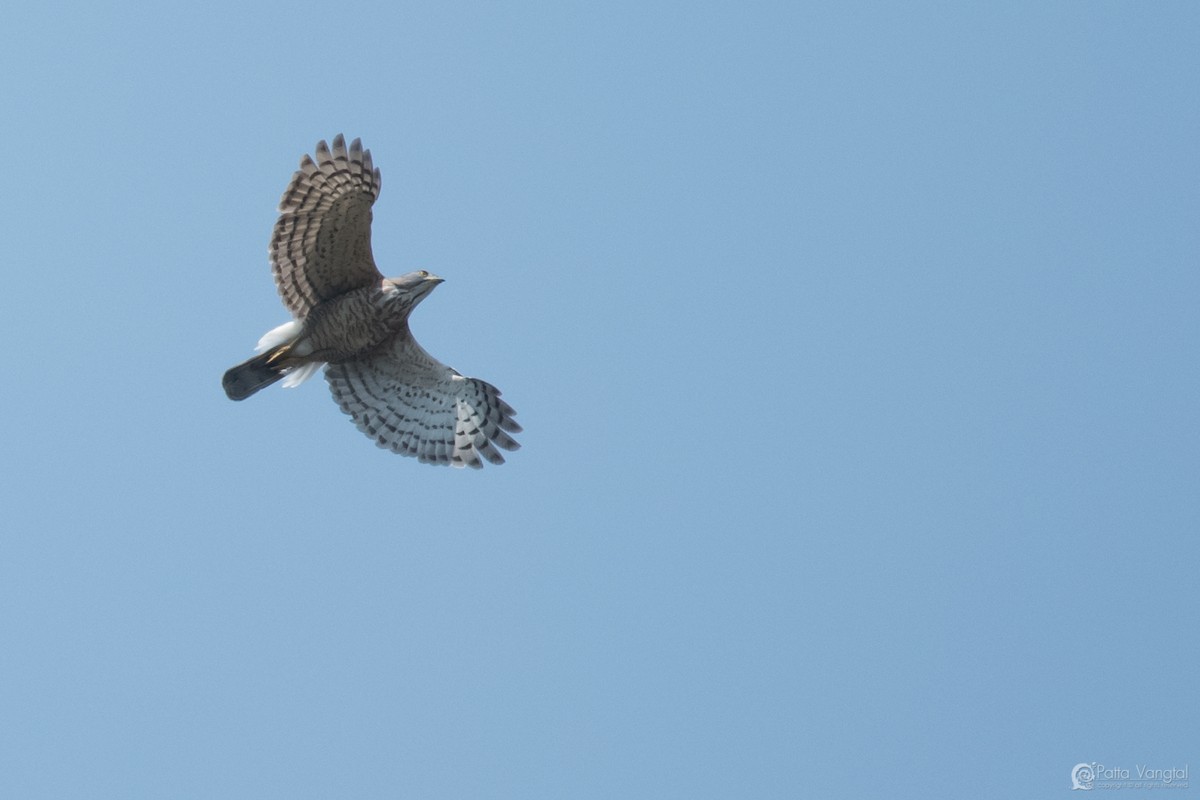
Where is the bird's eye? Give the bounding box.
[417,270,429,277]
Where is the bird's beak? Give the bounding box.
[425,274,444,284]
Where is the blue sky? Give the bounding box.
[1,2,1196,798]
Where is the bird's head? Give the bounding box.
[384,270,444,305]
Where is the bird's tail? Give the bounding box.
[223,346,287,401]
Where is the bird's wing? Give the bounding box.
[325,334,521,468]
[270,135,383,316]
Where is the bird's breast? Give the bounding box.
[298,287,408,363]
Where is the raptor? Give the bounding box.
[222,135,520,468]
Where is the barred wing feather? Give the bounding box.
[270,135,383,316]
[325,337,521,469]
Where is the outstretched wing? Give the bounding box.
[270,134,383,316]
[325,334,521,469]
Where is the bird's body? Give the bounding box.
[223,135,520,468]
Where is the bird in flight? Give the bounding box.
[223,135,520,468]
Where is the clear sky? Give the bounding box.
[1,2,1196,798]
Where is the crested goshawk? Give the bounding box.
[222,135,520,468]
